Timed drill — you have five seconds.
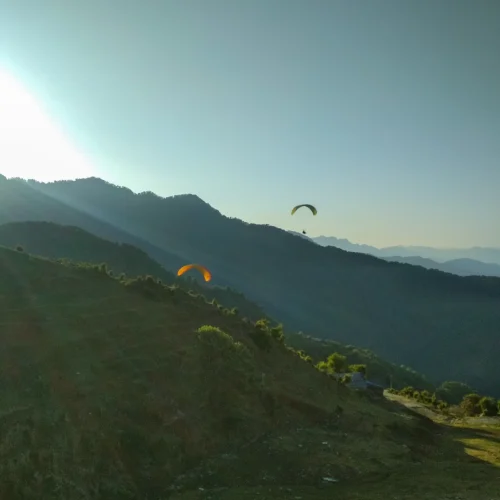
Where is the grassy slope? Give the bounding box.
[0,221,432,391]
[4,177,500,395]
[0,221,267,321]
[1,247,500,499]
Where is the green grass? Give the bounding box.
[1,246,500,499]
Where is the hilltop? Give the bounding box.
[1,245,500,499]
[1,176,500,395]
[0,221,266,321]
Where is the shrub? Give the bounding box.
[315,352,347,376]
[269,324,284,344]
[295,349,312,363]
[479,397,497,416]
[437,400,449,411]
[248,319,284,351]
[15,245,24,252]
[460,393,482,416]
[326,353,347,374]
[123,276,174,301]
[348,364,367,376]
[399,386,415,397]
[419,390,433,404]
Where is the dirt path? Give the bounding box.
[172,392,500,499]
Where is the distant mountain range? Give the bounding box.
[312,235,500,276]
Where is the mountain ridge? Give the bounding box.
[1,175,500,395]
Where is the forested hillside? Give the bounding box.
[0,221,266,321]
[1,176,500,395]
[0,220,434,390]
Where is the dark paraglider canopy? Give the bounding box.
[291,204,317,216]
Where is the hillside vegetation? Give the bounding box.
[0,221,266,321]
[287,332,434,391]
[0,220,435,391]
[1,246,500,499]
[1,176,500,396]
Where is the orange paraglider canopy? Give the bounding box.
[177,263,212,282]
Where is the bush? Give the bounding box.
[287,347,313,364]
[437,400,449,411]
[479,396,497,416]
[123,276,175,301]
[348,364,367,376]
[15,245,24,252]
[399,386,415,397]
[460,393,482,416]
[248,319,284,351]
[419,390,433,404]
[295,349,312,363]
[269,324,284,344]
[315,352,347,376]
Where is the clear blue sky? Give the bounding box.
[1,0,499,247]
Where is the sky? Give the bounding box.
[0,0,499,248]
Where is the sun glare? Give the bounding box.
[0,68,96,181]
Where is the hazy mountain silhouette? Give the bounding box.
[314,236,500,269]
[313,235,381,255]
[382,255,500,277]
[1,175,500,395]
